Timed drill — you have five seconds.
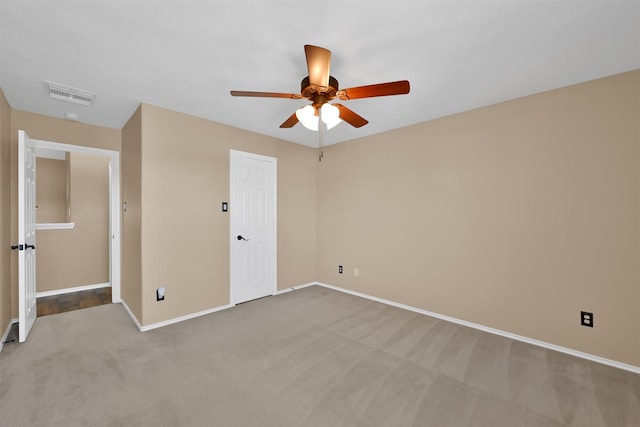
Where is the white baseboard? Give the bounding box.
[36,282,110,298]
[116,280,639,374]
[125,281,317,333]
[120,299,234,333]
[119,300,143,331]
[0,318,19,353]
[139,304,235,332]
[274,282,317,295]
[315,282,640,375]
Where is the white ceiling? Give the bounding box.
[1,1,638,147]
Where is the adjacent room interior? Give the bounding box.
[0,1,638,426]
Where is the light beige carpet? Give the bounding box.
[1,285,638,426]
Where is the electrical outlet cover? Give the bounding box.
[580,311,593,327]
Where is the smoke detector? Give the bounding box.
[64,112,80,122]
[45,81,95,106]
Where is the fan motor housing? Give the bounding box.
[301,75,339,99]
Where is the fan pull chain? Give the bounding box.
[318,107,324,162]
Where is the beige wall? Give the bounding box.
[0,88,12,332]
[9,110,120,317]
[2,71,638,368]
[132,103,317,326]
[36,157,68,224]
[317,70,640,366]
[36,153,110,293]
[121,105,143,321]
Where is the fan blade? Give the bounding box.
[230,90,302,99]
[334,104,368,128]
[304,45,331,89]
[279,112,299,128]
[336,80,410,100]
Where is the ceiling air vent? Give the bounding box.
[44,81,95,106]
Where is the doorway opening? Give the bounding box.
[35,149,113,315]
[18,131,120,342]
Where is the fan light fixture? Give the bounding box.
[296,103,342,131]
[230,44,410,160]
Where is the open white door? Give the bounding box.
[18,130,37,342]
[230,150,277,304]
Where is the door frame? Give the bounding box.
[229,149,277,305]
[24,136,121,303]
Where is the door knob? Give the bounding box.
[237,235,249,241]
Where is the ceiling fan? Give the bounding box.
[230,45,410,132]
